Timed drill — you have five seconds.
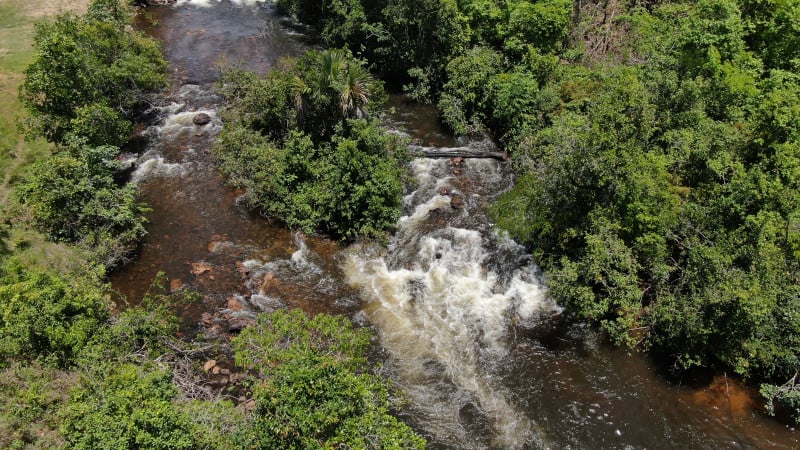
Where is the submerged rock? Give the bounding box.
[191,261,212,276]
[226,297,243,312]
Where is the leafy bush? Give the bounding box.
[0,363,75,449]
[67,103,132,148]
[761,377,800,424]
[216,51,406,240]
[60,364,196,449]
[0,258,109,367]
[437,46,504,134]
[233,309,425,449]
[179,399,253,450]
[16,141,148,269]
[19,0,166,144]
[505,0,572,54]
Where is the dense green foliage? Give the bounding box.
[277,0,469,94]
[15,0,166,269]
[2,251,426,447]
[0,363,76,449]
[285,0,800,421]
[234,309,426,449]
[16,140,148,268]
[0,258,108,367]
[215,50,407,240]
[60,364,196,450]
[3,1,425,447]
[19,1,166,144]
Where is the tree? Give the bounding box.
[216,51,405,240]
[16,141,148,269]
[19,0,166,144]
[437,46,504,134]
[505,0,572,54]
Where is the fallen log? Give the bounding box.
[408,145,508,160]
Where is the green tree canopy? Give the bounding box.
[19,1,166,144]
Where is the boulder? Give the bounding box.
[192,112,211,125]
[228,316,256,332]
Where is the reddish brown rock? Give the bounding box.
[227,297,243,311]
[203,359,216,372]
[169,279,183,292]
[191,261,212,276]
[450,195,465,209]
[258,272,274,294]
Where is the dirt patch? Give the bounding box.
[18,0,91,19]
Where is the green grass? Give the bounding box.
[0,0,47,192]
[0,363,76,449]
[0,0,90,274]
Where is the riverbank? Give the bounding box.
[0,0,96,273]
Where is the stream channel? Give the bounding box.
[111,1,800,448]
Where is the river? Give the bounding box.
[111,1,800,448]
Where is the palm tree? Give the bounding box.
[312,50,372,119]
[339,63,371,119]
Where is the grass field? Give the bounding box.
[0,0,91,272]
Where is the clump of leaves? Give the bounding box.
[215,50,407,241]
[233,309,426,449]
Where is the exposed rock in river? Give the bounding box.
[192,112,211,125]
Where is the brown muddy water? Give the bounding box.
[112,1,800,448]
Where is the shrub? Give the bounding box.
[233,309,426,449]
[16,141,148,269]
[0,258,109,366]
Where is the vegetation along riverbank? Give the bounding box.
[0,0,424,447]
[1,0,798,447]
[275,0,800,423]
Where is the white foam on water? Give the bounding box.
[155,109,220,139]
[131,157,187,183]
[249,294,285,312]
[175,0,267,7]
[343,146,561,448]
[344,230,556,448]
[229,0,268,5]
[174,0,219,7]
[345,229,558,448]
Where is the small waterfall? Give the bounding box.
[344,154,561,449]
